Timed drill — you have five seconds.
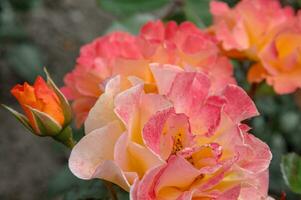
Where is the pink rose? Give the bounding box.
[61,32,141,126]
[210,0,293,60]
[62,21,235,126]
[248,12,301,94]
[69,63,271,199]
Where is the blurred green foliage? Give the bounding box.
[106,14,155,34]
[184,0,211,28]
[97,0,169,17]
[0,0,43,82]
[282,0,301,9]
[253,95,301,200]
[8,0,39,12]
[7,44,43,81]
[48,165,129,200]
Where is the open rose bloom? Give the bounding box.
[69,62,272,199]
[61,20,235,126]
[248,13,301,94]
[210,0,294,60]
[210,0,301,94]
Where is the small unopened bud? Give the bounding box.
[3,68,75,148]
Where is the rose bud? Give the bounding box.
[3,69,75,148]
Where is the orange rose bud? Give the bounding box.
[3,69,75,148]
[11,76,64,133]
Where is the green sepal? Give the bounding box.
[44,67,72,126]
[53,126,76,149]
[1,104,35,133]
[27,106,62,136]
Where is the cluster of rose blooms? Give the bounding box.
[6,0,301,199]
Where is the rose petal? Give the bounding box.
[85,76,121,133]
[69,121,126,187]
[222,84,259,123]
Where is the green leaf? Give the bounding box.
[184,0,211,28]
[281,153,301,194]
[97,0,169,17]
[7,44,44,82]
[106,14,155,34]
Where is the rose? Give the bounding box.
[210,0,293,60]
[69,63,271,199]
[248,13,301,94]
[4,70,74,147]
[62,21,235,127]
[61,32,141,126]
[11,76,64,132]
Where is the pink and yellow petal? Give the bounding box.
[85,76,121,133]
[68,121,128,189]
[222,84,259,123]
